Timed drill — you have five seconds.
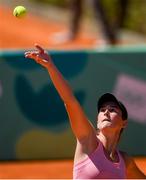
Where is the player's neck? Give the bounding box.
[97,131,119,155]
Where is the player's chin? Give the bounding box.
[98,122,112,130]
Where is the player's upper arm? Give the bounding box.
[64,97,97,142]
[121,151,146,179]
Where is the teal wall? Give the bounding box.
[0,47,146,160]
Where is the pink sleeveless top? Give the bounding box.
[73,141,126,179]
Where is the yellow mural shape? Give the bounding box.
[16,128,75,159]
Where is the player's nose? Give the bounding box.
[104,109,110,116]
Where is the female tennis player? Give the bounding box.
[25,44,146,179]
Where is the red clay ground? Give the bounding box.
[0,4,146,179]
[0,5,98,50]
[0,158,146,179]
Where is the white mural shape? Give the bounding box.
[113,74,146,124]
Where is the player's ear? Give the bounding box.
[122,120,128,128]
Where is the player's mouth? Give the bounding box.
[102,119,111,122]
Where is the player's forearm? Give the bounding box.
[46,60,74,103]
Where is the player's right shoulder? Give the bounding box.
[74,137,99,164]
[76,134,99,154]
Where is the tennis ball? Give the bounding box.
[13,6,27,18]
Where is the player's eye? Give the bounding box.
[100,108,105,112]
[109,108,115,112]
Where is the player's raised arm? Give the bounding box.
[25,44,96,141]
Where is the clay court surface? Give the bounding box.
[0,4,146,179]
[0,5,98,50]
[0,158,145,179]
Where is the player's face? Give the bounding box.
[97,102,126,131]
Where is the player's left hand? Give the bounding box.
[25,44,52,68]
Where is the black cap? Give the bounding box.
[97,93,128,120]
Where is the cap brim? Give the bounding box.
[97,93,120,112]
[97,93,128,120]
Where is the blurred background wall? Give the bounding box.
[0,0,146,161]
[0,48,146,160]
